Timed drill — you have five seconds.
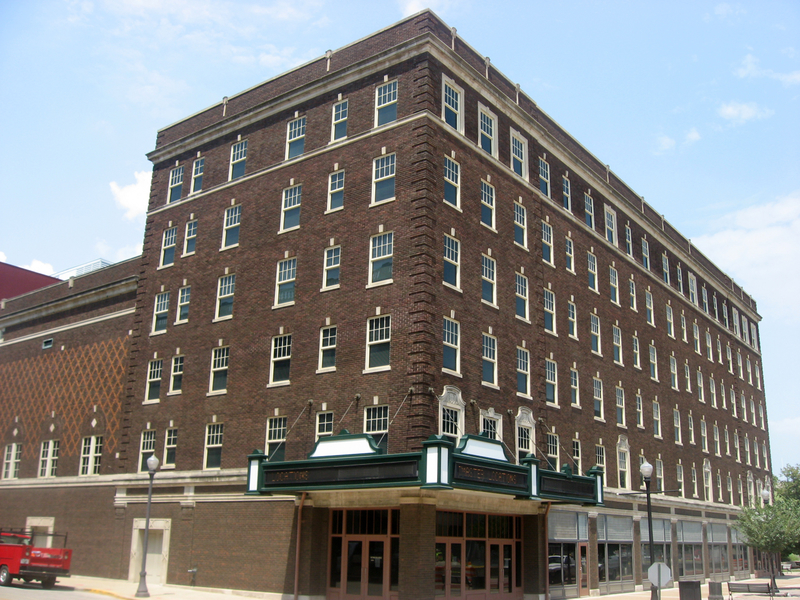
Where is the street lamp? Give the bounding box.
[760,485,777,591]
[640,459,659,600]
[135,454,160,598]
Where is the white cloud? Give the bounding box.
[717,101,774,125]
[655,135,675,153]
[22,260,56,276]
[713,3,745,18]
[684,128,701,144]
[0,252,6,263]
[110,171,151,220]
[734,54,800,86]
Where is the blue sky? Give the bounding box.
[1,1,798,475]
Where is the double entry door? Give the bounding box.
[342,537,390,599]
[435,539,519,599]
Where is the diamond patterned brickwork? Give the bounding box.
[0,336,129,459]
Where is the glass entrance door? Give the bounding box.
[579,543,589,596]
[344,538,386,599]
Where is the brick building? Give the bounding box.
[0,10,771,600]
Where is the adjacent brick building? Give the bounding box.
[0,10,771,600]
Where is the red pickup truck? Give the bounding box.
[0,529,72,589]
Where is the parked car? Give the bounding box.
[0,529,72,589]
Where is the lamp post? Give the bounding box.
[760,485,777,591]
[640,459,659,600]
[135,454,160,598]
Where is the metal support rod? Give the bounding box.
[645,476,659,600]
[135,468,156,597]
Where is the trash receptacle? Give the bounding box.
[708,581,723,600]
[679,580,702,600]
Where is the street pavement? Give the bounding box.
[52,572,800,600]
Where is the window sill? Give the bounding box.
[160,465,176,471]
[589,288,600,295]
[278,225,300,235]
[591,350,603,358]
[594,417,606,423]
[571,404,581,409]
[515,315,531,324]
[173,317,189,326]
[272,301,296,310]
[181,252,196,258]
[542,259,554,267]
[566,269,576,275]
[325,206,344,215]
[611,300,621,307]
[480,223,498,234]
[363,365,391,374]
[481,299,499,310]
[616,424,627,429]
[142,399,160,405]
[212,315,233,323]
[654,435,663,440]
[267,381,290,388]
[320,284,340,292]
[316,367,336,374]
[568,334,579,341]
[515,242,530,253]
[206,390,227,397]
[443,282,462,293]
[516,392,532,400]
[545,329,558,337]
[370,198,395,208]
[442,368,462,378]
[614,360,624,367]
[150,330,167,337]
[167,391,182,397]
[481,382,500,390]
[219,243,239,252]
[366,279,393,289]
[157,263,174,271]
[443,200,462,212]
[546,402,560,409]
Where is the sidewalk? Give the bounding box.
[55,572,800,600]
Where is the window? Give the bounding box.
[286,116,306,159]
[517,347,530,397]
[79,436,103,476]
[593,378,604,420]
[280,184,302,231]
[666,305,674,337]
[539,158,550,197]
[481,254,496,305]
[222,205,241,249]
[319,326,337,371]
[204,423,223,469]
[229,139,247,180]
[717,338,724,364]
[441,399,463,445]
[515,273,529,320]
[480,180,495,228]
[618,444,629,489]
[746,358,753,384]
[444,156,460,208]
[584,194,594,228]
[681,315,688,343]
[731,388,737,417]
[442,78,463,131]
[590,313,601,354]
[662,255,670,284]
[367,315,391,371]
[609,267,619,303]
[632,336,640,368]
[688,273,698,306]
[641,239,650,270]
[734,431,740,461]
[691,466,698,497]
[755,363,762,389]
[595,445,606,470]
[674,409,682,444]
[191,157,204,193]
[372,154,396,204]
[168,165,183,203]
[3,443,21,480]
[568,302,577,337]
[546,433,559,471]
[693,323,701,354]
[714,424,720,455]
[723,301,730,328]
[645,291,654,325]
[629,279,637,310]
[655,459,664,492]
[676,464,685,497]
[565,237,574,272]
[562,177,571,210]
[139,430,156,472]
[612,326,623,364]
[702,288,709,314]
[209,346,229,393]
[653,401,661,437]
[317,412,334,440]
[688,414,695,444]
[518,422,533,464]
[442,317,460,374]
[676,265,684,295]
[587,253,597,291]
[170,355,184,394]
[727,346,733,373]
[146,359,162,401]
[478,104,496,156]
[670,356,678,389]
[332,99,348,140]
[443,234,460,289]
[328,170,345,212]
[183,220,197,255]
[482,333,497,386]
[543,289,556,333]
[270,334,292,384]
[216,274,235,319]
[275,258,297,306]
[615,387,625,426]
[570,369,580,406]
[604,206,617,245]
[649,345,658,380]
[160,227,177,267]
[267,417,287,461]
[375,80,398,126]
[624,225,633,256]
[511,131,527,178]
[697,370,705,403]
[700,420,708,452]
[38,440,59,478]
[710,377,717,407]
[370,232,393,285]
[365,406,389,452]
[323,246,341,290]
[514,202,528,247]
[636,394,643,427]
[737,352,744,379]
[545,359,557,405]
[152,292,170,333]
[684,363,692,392]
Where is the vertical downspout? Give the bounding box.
[293,492,306,600]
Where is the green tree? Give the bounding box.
[776,465,800,504]
[736,498,800,564]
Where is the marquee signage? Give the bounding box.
[263,459,419,488]
[453,461,529,494]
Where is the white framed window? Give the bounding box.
[713,295,719,321]
[514,202,527,248]
[222,205,241,249]
[319,326,337,371]
[160,227,177,267]
[168,165,183,203]
[649,345,658,380]
[688,272,698,305]
[584,194,594,228]
[543,288,556,333]
[443,234,460,289]
[568,301,577,338]
[538,157,550,197]
[38,440,59,478]
[375,80,398,126]
[511,131,528,179]
[229,139,247,180]
[440,391,465,445]
[369,232,394,285]
[562,177,571,210]
[146,359,162,401]
[632,336,640,368]
[170,355,184,394]
[617,441,630,489]
[702,287,709,313]
[710,376,717,407]
[545,358,557,405]
[79,436,103,476]
[717,338,724,364]
[731,387,737,417]
[636,394,643,427]
[670,356,678,389]
[688,414,695,444]
[645,291,654,325]
[209,346,229,393]
[481,254,496,305]
[139,430,156,472]
[517,414,533,465]
[653,400,661,437]
[328,170,345,212]
[641,238,650,270]
[481,333,497,386]
[697,370,705,402]
[366,315,391,371]
[365,405,389,452]
[204,423,223,469]
[691,466,698,498]
[267,416,287,461]
[3,443,21,480]
[183,220,197,256]
[609,267,619,304]
[755,363,762,389]
[595,445,606,471]
[629,279,637,310]
[693,323,701,354]
[593,377,604,420]
[275,258,297,306]
[286,116,306,159]
[372,154,396,204]
[152,291,170,333]
[570,369,580,406]
[587,252,598,292]
[666,305,674,337]
[612,325,623,364]
[323,246,341,290]
[546,432,559,471]
[615,387,626,426]
[590,313,601,354]
[481,411,501,441]
[478,104,497,157]
[332,99,348,141]
[541,221,553,263]
[442,77,463,132]
[714,424,721,456]
[443,317,460,374]
[565,237,574,272]
[723,301,730,328]
[624,225,633,256]
[604,206,617,245]
[674,408,682,444]
[700,420,708,453]
[684,363,692,391]
[191,157,204,193]
[655,459,664,492]
[727,345,734,373]
[280,184,302,231]
[480,180,495,229]
[444,156,460,208]
[681,314,688,343]
[676,464,685,497]
[737,352,744,379]
[216,274,235,319]
[317,412,334,440]
[662,255,670,284]
[517,347,530,397]
[515,273,529,321]
[269,334,292,385]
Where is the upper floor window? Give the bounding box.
[624,225,633,257]
[514,202,527,248]
[481,254,496,305]
[281,184,302,231]
[443,234,460,289]
[641,238,650,270]
[544,288,556,333]
[369,232,393,285]
[517,348,530,397]
[323,246,341,290]
[515,273,529,320]
[216,274,235,319]
[286,116,306,159]
[443,77,463,132]
[365,406,390,452]
[38,440,59,478]
[584,194,595,228]
[443,317,460,374]
[332,99,348,141]
[511,131,527,179]
[587,252,598,292]
[562,177,571,211]
[593,378,604,420]
[191,157,204,193]
[2,444,21,480]
[267,417,288,460]
[176,286,191,323]
[609,267,619,304]
[541,221,552,262]
[545,359,558,404]
[478,104,497,157]
[222,205,241,249]
[604,206,617,245]
[372,154,396,204]
[565,237,574,272]
[80,436,103,476]
[275,258,297,306]
[539,158,550,197]
[480,180,495,229]
[204,424,224,469]
[160,227,177,267]
[319,326,337,371]
[152,292,170,333]
[328,170,345,212]
[688,272,698,306]
[662,255,670,284]
[366,315,391,371]
[229,139,247,180]
[482,333,497,386]
[209,347,229,393]
[645,291,654,325]
[183,220,197,256]
[270,334,292,385]
[376,80,398,126]
[444,156,460,208]
[676,265,684,295]
[168,166,183,203]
